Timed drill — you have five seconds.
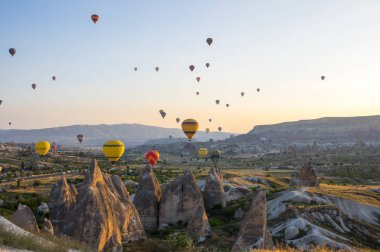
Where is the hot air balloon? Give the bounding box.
[209,119,212,122]
[77,134,84,143]
[196,77,200,82]
[91,14,99,24]
[52,142,57,151]
[134,67,138,71]
[52,76,56,81]
[218,127,222,132]
[189,65,195,72]
[155,67,159,72]
[198,148,208,158]
[215,100,220,105]
[226,104,230,108]
[0,100,2,106]
[241,92,244,97]
[35,141,51,156]
[206,128,210,133]
[169,135,173,139]
[159,110,166,119]
[102,140,125,163]
[206,38,213,46]
[210,149,221,168]
[196,91,199,96]
[176,118,180,123]
[321,76,325,80]
[257,88,260,92]
[9,48,16,56]
[8,122,11,126]
[31,83,37,90]
[181,119,199,141]
[206,63,210,68]
[146,150,160,167]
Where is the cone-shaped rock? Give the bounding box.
[290,162,319,187]
[134,165,162,229]
[159,169,208,227]
[12,204,39,233]
[187,205,211,241]
[61,159,145,252]
[48,176,77,234]
[43,218,54,236]
[232,190,274,251]
[203,167,226,210]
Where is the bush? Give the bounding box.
[32,180,41,187]
[209,217,225,227]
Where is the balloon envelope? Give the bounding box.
[257,88,260,92]
[206,128,210,133]
[77,134,84,143]
[189,65,195,71]
[159,110,166,119]
[206,63,210,68]
[52,76,56,81]
[215,100,220,105]
[155,67,159,72]
[35,141,50,156]
[9,48,16,56]
[241,92,244,97]
[321,76,325,80]
[198,148,208,158]
[196,92,199,96]
[176,118,180,123]
[146,150,160,167]
[32,84,37,90]
[196,77,200,82]
[181,119,199,140]
[91,14,99,23]
[206,38,213,46]
[102,140,125,163]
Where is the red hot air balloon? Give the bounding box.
[189,65,195,72]
[196,77,200,82]
[9,48,16,56]
[77,134,84,143]
[206,38,213,46]
[146,150,160,167]
[91,14,99,24]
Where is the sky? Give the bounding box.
[1,0,380,134]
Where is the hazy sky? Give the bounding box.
[1,0,380,133]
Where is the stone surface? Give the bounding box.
[134,165,162,229]
[48,176,77,234]
[284,226,299,240]
[57,159,145,252]
[159,169,208,228]
[187,205,211,241]
[12,204,39,233]
[290,162,319,187]
[37,203,49,215]
[232,190,274,251]
[43,218,54,236]
[203,167,226,210]
[234,208,244,220]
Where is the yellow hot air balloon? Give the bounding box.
[181,119,199,141]
[35,141,50,156]
[198,148,208,158]
[102,140,125,163]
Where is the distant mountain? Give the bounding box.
[0,124,236,147]
[227,115,380,145]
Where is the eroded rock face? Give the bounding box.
[43,218,54,236]
[203,167,226,210]
[159,170,208,227]
[48,176,77,234]
[134,165,162,229]
[232,190,274,251]
[290,162,319,187]
[187,205,211,242]
[12,204,39,233]
[58,159,145,252]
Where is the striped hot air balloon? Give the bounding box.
[181,119,199,141]
[102,140,125,163]
[146,150,160,167]
[211,149,221,168]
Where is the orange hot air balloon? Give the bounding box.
[196,77,200,82]
[181,119,199,141]
[189,65,195,71]
[146,150,160,167]
[91,14,99,24]
[9,48,16,56]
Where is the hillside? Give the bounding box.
[228,115,380,145]
[0,124,235,147]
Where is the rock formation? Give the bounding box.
[203,167,226,210]
[232,190,274,251]
[37,203,49,215]
[134,165,162,229]
[187,205,211,242]
[159,170,209,230]
[48,176,77,234]
[60,159,145,252]
[12,204,39,233]
[43,218,54,236]
[234,208,244,220]
[290,162,319,187]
